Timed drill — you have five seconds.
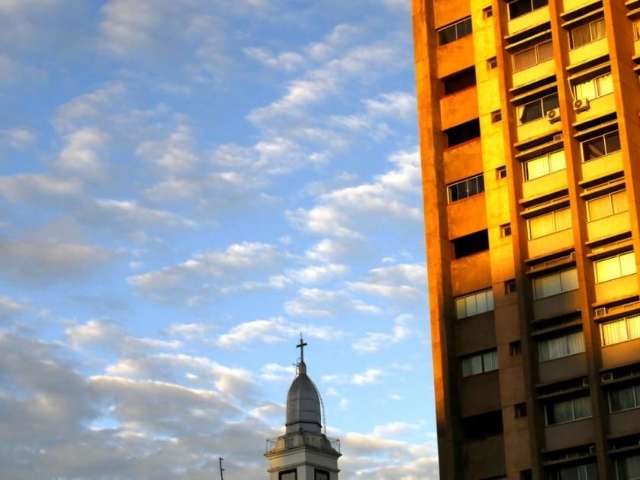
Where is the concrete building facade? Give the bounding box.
[412,0,640,478]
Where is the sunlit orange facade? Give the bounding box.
[413,0,640,478]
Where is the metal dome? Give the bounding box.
[285,361,322,434]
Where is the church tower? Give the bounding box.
[265,337,341,480]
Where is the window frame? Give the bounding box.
[437,17,472,46]
[507,0,548,20]
[570,17,606,49]
[593,251,637,284]
[581,129,621,162]
[600,314,640,347]
[455,288,495,319]
[314,470,330,480]
[538,330,585,362]
[523,148,566,181]
[447,174,485,203]
[533,268,579,300]
[512,39,553,72]
[574,72,614,101]
[545,395,593,425]
[461,349,498,377]
[608,381,640,413]
[518,92,559,124]
[586,189,628,222]
[280,470,298,480]
[527,207,572,240]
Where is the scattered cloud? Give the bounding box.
[348,263,426,300]
[352,314,413,353]
[351,368,383,385]
[0,128,35,149]
[284,287,381,317]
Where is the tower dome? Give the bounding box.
[285,360,322,434]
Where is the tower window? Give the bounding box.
[527,207,572,240]
[512,39,553,72]
[581,129,620,162]
[533,268,578,299]
[523,149,566,181]
[444,118,480,147]
[614,454,640,480]
[518,92,559,124]
[452,229,489,258]
[455,288,494,319]
[461,349,498,377]
[586,189,628,222]
[594,251,636,284]
[538,330,585,362]
[608,380,640,412]
[600,314,640,346]
[437,17,472,46]
[570,17,606,49]
[442,67,476,95]
[447,174,484,202]
[508,0,548,20]
[545,395,592,425]
[574,72,613,101]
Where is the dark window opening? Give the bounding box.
[487,57,498,69]
[483,6,493,18]
[505,279,517,294]
[515,403,528,418]
[462,410,503,441]
[438,17,473,45]
[496,166,507,179]
[453,229,489,258]
[501,224,512,238]
[520,470,533,480]
[508,0,548,20]
[491,110,502,123]
[519,93,559,123]
[442,67,477,95]
[447,174,484,202]
[582,130,621,161]
[510,340,522,356]
[445,118,480,147]
[314,470,330,480]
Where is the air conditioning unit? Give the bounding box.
[546,108,561,123]
[594,307,607,318]
[601,372,614,383]
[573,98,591,113]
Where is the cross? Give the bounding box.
[296,335,308,363]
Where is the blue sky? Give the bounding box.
[0,1,436,478]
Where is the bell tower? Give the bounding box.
[265,337,341,480]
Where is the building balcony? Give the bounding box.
[538,353,588,385]
[580,151,624,183]
[456,311,496,359]
[446,194,487,240]
[562,0,598,12]
[440,87,478,131]
[517,117,556,144]
[594,274,638,303]
[533,290,581,321]
[443,139,483,185]
[544,418,594,451]
[568,37,608,68]
[507,7,550,36]
[573,93,616,124]
[460,371,501,417]
[608,407,640,438]
[586,212,631,242]
[437,34,474,79]
[601,336,640,370]
[513,59,555,90]
[528,229,575,259]
[463,435,506,480]
[522,169,568,199]
[450,250,492,297]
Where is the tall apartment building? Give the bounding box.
[412,0,640,478]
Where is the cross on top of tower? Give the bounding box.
[296,335,308,364]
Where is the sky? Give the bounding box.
[0,1,437,479]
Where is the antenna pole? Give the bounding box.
[219,457,225,480]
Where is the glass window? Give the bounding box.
[462,349,498,377]
[447,174,484,203]
[315,471,330,480]
[616,453,640,480]
[582,130,621,161]
[455,288,494,319]
[533,268,578,299]
[524,149,566,181]
[438,17,473,45]
[571,18,606,49]
[594,251,637,283]
[513,40,553,72]
[546,396,592,425]
[609,382,640,413]
[549,463,598,480]
[587,190,629,222]
[519,93,558,123]
[601,314,640,346]
[538,330,585,362]
[575,73,614,100]
[528,207,572,239]
[508,0,548,20]
[280,471,297,480]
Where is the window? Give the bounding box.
[455,288,495,319]
[608,381,640,413]
[538,330,585,362]
[487,56,498,69]
[510,340,522,356]
[462,410,503,440]
[521,470,533,480]
[519,92,559,123]
[515,403,528,418]
[442,67,477,95]
[462,349,498,377]
[512,40,553,72]
[574,73,614,101]
[533,268,579,299]
[496,166,507,179]
[587,190,628,221]
[547,463,597,480]
[438,17,472,45]
[570,18,606,49]
[594,251,637,283]
[582,130,621,161]
[523,149,566,181]
[545,396,592,425]
[615,453,640,480]
[505,279,517,294]
[491,110,502,123]
[447,174,484,202]
[508,0,548,20]
[453,230,489,258]
[315,470,330,480]
[501,224,512,238]
[483,6,493,19]
[444,118,480,147]
[280,470,297,480]
[527,207,572,239]
[601,314,640,346]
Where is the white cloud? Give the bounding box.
[0,174,82,202]
[216,317,341,349]
[55,82,126,132]
[166,322,213,340]
[287,263,348,284]
[351,368,383,385]
[348,263,426,300]
[353,314,413,353]
[364,91,415,120]
[0,295,27,319]
[136,122,198,174]
[284,287,381,317]
[372,421,418,437]
[244,47,305,71]
[260,363,296,382]
[55,127,109,179]
[1,127,35,149]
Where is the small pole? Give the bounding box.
[219,457,224,480]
